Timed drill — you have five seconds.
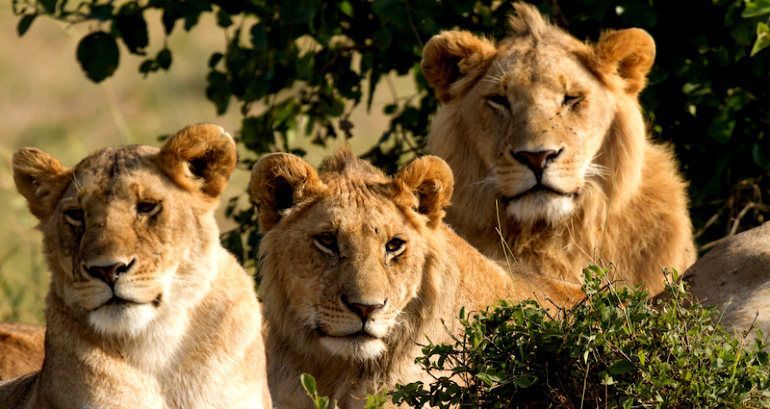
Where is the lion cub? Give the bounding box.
[0,124,271,408]
[250,149,583,408]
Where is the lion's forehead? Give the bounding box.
[67,146,168,205]
[492,44,595,92]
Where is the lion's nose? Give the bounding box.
[341,295,386,322]
[512,149,562,171]
[511,148,563,181]
[86,260,135,286]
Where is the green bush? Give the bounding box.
[303,266,770,408]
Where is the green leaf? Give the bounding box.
[513,374,537,388]
[751,22,770,57]
[216,8,232,27]
[157,48,172,70]
[76,32,120,83]
[17,14,36,37]
[475,372,502,386]
[315,396,329,409]
[206,70,231,114]
[139,59,155,75]
[250,23,267,51]
[742,0,770,18]
[116,3,149,55]
[39,0,56,13]
[208,52,223,68]
[608,359,635,375]
[340,1,354,17]
[301,373,317,395]
[88,4,114,21]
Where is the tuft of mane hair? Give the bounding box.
[319,146,384,179]
[507,2,550,41]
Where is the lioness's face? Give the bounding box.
[461,43,613,225]
[274,187,426,361]
[14,124,237,337]
[46,147,205,335]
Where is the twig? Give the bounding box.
[693,204,727,239]
[729,202,755,236]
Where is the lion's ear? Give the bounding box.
[13,148,72,220]
[250,153,323,232]
[592,28,656,95]
[393,156,454,228]
[421,31,497,103]
[157,123,237,199]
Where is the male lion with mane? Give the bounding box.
[250,148,583,408]
[421,3,696,295]
[0,124,271,408]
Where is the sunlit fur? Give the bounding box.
[250,148,585,408]
[0,124,271,409]
[0,323,45,381]
[421,2,696,295]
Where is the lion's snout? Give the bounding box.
[341,294,386,324]
[83,259,136,286]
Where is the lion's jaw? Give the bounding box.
[43,146,216,338]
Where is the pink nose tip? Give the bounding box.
[512,149,561,171]
[86,260,134,285]
[341,295,386,321]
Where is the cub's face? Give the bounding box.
[271,187,426,361]
[252,151,453,362]
[13,124,237,337]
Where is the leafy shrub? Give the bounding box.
[304,266,770,408]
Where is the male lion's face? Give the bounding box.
[462,44,614,225]
[252,151,453,362]
[13,124,237,337]
[421,6,656,227]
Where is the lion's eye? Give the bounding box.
[386,238,405,253]
[64,209,84,226]
[314,234,338,254]
[487,95,510,110]
[563,94,581,108]
[137,201,160,216]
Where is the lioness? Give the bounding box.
[250,148,583,408]
[0,323,45,381]
[421,3,696,295]
[0,124,271,408]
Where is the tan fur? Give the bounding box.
[0,323,45,381]
[250,148,584,408]
[0,124,271,409]
[421,2,695,295]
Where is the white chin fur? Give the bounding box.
[320,336,386,361]
[506,192,575,226]
[89,303,156,336]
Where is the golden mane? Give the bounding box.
[421,2,695,295]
